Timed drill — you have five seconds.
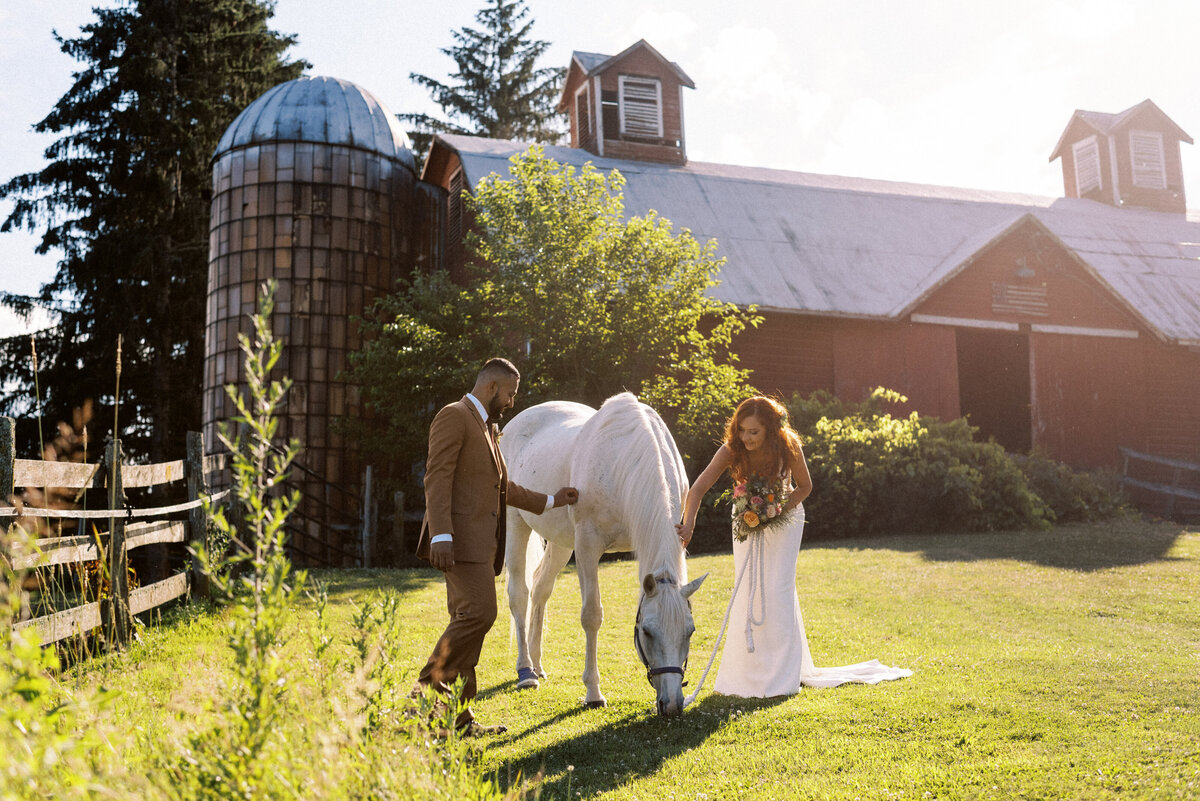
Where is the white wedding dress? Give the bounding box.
[713,506,913,697]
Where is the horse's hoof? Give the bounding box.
[583,700,607,709]
[516,668,539,689]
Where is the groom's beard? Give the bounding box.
[487,398,507,421]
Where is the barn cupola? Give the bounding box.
[1049,99,1192,214]
[558,39,695,165]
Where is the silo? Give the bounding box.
[206,76,438,566]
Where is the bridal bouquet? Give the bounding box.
[731,477,793,541]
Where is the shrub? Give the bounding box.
[787,388,1052,538]
[1012,450,1132,523]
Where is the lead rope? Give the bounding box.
[683,535,755,708]
[744,532,767,652]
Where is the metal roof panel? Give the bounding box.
[441,135,1200,343]
[214,76,415,173]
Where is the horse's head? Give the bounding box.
[634,570,707,716]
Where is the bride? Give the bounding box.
[676,396,911,697]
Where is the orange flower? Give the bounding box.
[742,510,760,528]
[766,493,775,503]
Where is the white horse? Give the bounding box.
[501,392,706,716]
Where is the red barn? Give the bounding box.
[423,40,1200,511]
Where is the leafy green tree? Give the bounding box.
[342,147,758,498]
[341,269,503,501]
[401,0,565,158]
[0,0,307,461]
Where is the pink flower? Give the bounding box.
[733,484,748,498]
[751,496,764,507]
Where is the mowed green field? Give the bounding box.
[73,519,1199,800]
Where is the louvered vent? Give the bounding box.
[1129,130,1167,189]
[1073,136,1102,195]
[619,76,662,137]
[448,168,464,246]
[575,86,591,143]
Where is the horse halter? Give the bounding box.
[633,576,689,687]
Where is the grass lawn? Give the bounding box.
[71,519,1199,799]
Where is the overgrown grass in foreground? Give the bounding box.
[2,282,519,801]
[63,519,1198,799]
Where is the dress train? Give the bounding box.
[713,507,912,698]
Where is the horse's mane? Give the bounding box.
[591,393,687,585]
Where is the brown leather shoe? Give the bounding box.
[458,720,508,737]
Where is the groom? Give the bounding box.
[415,357,578,735]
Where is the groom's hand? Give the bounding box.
[430,540,454,571]
[554,487,579,507]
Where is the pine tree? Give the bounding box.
[402,0,565,157]
[0,0,307,461]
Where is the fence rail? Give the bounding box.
[3,419,220,649]
[1119,446,1200,519]
[4,413,382,649]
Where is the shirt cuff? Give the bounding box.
[544,495,555,512]
[430,533,453,544]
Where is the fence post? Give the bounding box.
[186,431,210,599]
[103,437,131,649]
[0,417,13,500]
[393,490,405,564]
[361,465,373,568]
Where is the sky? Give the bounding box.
[2,0,1199,338]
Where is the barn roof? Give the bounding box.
[1048,99,1194,162]
[568,40,696,87]
[436,134,1200,345]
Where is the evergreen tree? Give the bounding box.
[0,0,307,461]
[402,0,565,157]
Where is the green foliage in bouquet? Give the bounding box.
[730,475,793,541]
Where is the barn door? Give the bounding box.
[955,328,1031,452]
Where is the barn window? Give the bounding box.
[601,89,619,136]
[1129,130,1167,189]
[574,84,591,144]
[619,75,663,138]
[1073,136,1102,195]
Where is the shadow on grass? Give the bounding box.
[493,694,786,799]
[307,567,442,597]
[810,519,1191,572]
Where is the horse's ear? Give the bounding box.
[642,573,658,596]
[681,572,708,599]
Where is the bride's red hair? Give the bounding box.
[723,396,802,483]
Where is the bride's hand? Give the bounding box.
[675,521,694,547]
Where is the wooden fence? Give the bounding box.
[1119,446,1200,520]
[2,418,225,649]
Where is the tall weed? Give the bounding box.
[167,281,307,798]
[0,526,137,799]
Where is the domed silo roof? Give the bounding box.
[214,75,416,173]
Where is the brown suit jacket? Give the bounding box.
[416,396,548,575]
